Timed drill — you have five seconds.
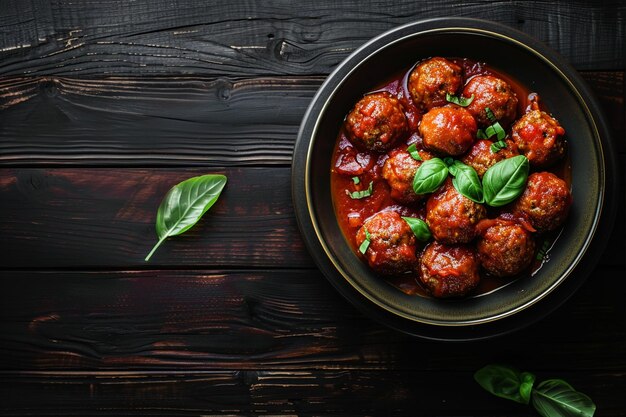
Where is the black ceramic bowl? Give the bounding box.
[292,18,617,340]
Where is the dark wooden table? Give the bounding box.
[1,1,624,415]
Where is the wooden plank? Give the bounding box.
[0,76,322,166]
[0,268,624,372]
[0,167,623,269]
[0,72,622,166]
[0,370,623,416]
[0,167,313,268]
[0,0,623,76]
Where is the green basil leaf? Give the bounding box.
[359,228,371,254]
[519,372,537,404]
[531,379,596,417]
[412,158,449,195]
[482,155,529,207]
[407,143,422,161]
[446,92,474,107]
[352,176,360,185]
[145,174,227,261]
[402,217,432,241]
[474,364,528,404]
[347,181,373,199]
[449,160,484,203]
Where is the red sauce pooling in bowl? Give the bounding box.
[330,57,571,298]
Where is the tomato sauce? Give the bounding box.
[330,57,571,298]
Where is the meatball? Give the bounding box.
[426,179,486,244]
[419,106,477,156]
[511,109,566,167]
[382,149,424,204]
[419,242,480,298]
[463,75,518,127]
[408,57,463,111]
[460,139,519,178]
[356,210,419,275]
[512,172,572,233]
[477,219,536,277]
[345,92,408,152]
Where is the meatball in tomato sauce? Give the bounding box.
[426,179,486,244]
[356,210,419,275]
[460,139,519,178]
[512,172,572,233]
[382,148,425,205]
[419,242,480,298]
[463,75,518,128]
[408,57,463,111]
[477,218,536,277]
[345,92,408,152]
[419,105,477,156]
[511,109,566,167]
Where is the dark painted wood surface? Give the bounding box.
[0,1,624,416]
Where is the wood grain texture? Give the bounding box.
[1,268,624,372]
[1,2,625,415]
[0,168,313,268]
[1,371,624,416]
[0,72,623,166]
[0,0,623,77]
[1,167,623,269]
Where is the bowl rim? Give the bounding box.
[292,17,618,339]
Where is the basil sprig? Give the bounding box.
[475,364,596,417]
[482,155,529,207]
[446,92,474,107]
[412,154,528,207]
[402,217,431,241]
[145,174,227,261]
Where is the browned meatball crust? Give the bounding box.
[408,57,463,111]
[382,148,424,204]
[355,210,419,275]
[463,75,518,127]
[477,219,536,277]
[345,92,408,152]
[419,242,480,298]
[419,105,477,156]
[426,179,487,244]
[511,109,566,167]
[460,139,519,178]
[512,172,572,233]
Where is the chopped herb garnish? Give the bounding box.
[347,181,373,199]
[477,107,506,141]
[485,107,497,123]
[407,143,422,161]
[446,92,474,107]
[490,140,508,153]
[359,228,371,254]
[352,176,360,185]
